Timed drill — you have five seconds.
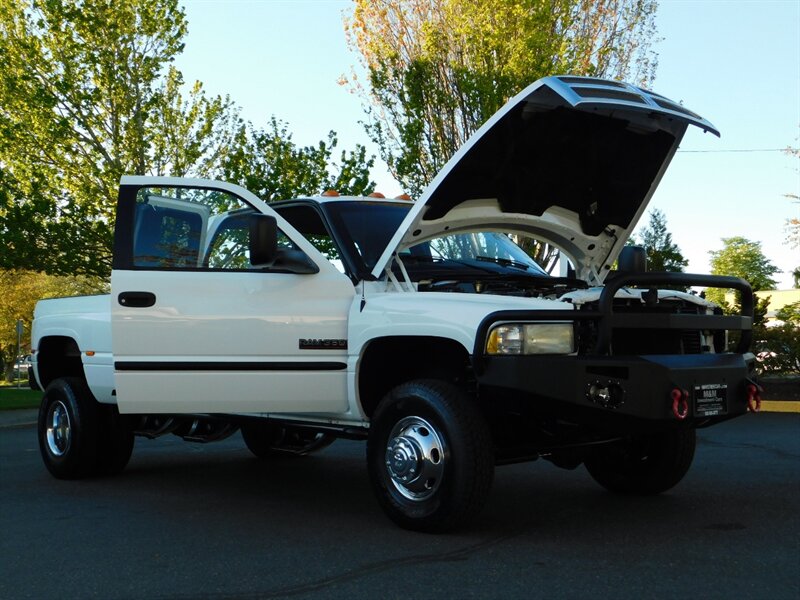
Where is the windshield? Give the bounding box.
[325,201,551,279]
[413,232,548,276]
[324,201,411,275]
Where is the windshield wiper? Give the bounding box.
[475,255,530,271]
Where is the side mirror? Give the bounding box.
[618,245,647,273]
[248,214,320,274]
[272,249,320,275]
[249,214,278,267]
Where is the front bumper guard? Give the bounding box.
[472,272,756,425]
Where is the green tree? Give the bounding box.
[706,236,779,324]
[343,0,659,197]
[1,1,376,279]
[0,0,240,278]
[632,209,688,272]
[0,270,105,382]
[220,119,375,202]
[0,166,115,277]
[708,237,779,292]
[776,301,800,325]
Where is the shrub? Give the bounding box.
[754,324,800,374]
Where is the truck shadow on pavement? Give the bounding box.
[93,433,765,541]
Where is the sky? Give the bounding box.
[174,0,800,289]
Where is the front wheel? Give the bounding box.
[584,428,696,495]
[367,379,494,532]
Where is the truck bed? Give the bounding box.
[33,294,114,402]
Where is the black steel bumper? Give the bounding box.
[475,352,756,426]
[472,272,757,429]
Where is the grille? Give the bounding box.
[576,300,705,356]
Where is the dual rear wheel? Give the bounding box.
[38,377,134,479]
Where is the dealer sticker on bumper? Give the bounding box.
[694,383,728,417]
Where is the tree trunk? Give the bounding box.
[4,362,16,384]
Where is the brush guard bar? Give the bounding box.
[595,272,753,355]
[473,272,753,363]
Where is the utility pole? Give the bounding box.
[16,320,23,389]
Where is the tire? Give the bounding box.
[241,422,335,458]
[95,403,135,476]
[367,379,494,532]
[584,428,696,495]
[38,377,99,479]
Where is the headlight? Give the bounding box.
[486,323,574,355]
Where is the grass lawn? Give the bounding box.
[0,386,42,410]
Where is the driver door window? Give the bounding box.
[132,187,303,272]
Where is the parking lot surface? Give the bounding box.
[1,413,798,599]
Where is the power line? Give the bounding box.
[677,148,796,153]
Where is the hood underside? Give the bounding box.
[372,76,718,283]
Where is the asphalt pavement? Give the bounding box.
[1,412,798,599]
[0,408,38,428]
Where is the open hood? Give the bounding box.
[371,76,718,284]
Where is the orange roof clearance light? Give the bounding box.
[368,192,386,198]
[395,193,412,201]
[321,190,340,197]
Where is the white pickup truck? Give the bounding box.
[31,76,758,531]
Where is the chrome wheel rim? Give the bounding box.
[385,416,446,501]
[46,400,71,457]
